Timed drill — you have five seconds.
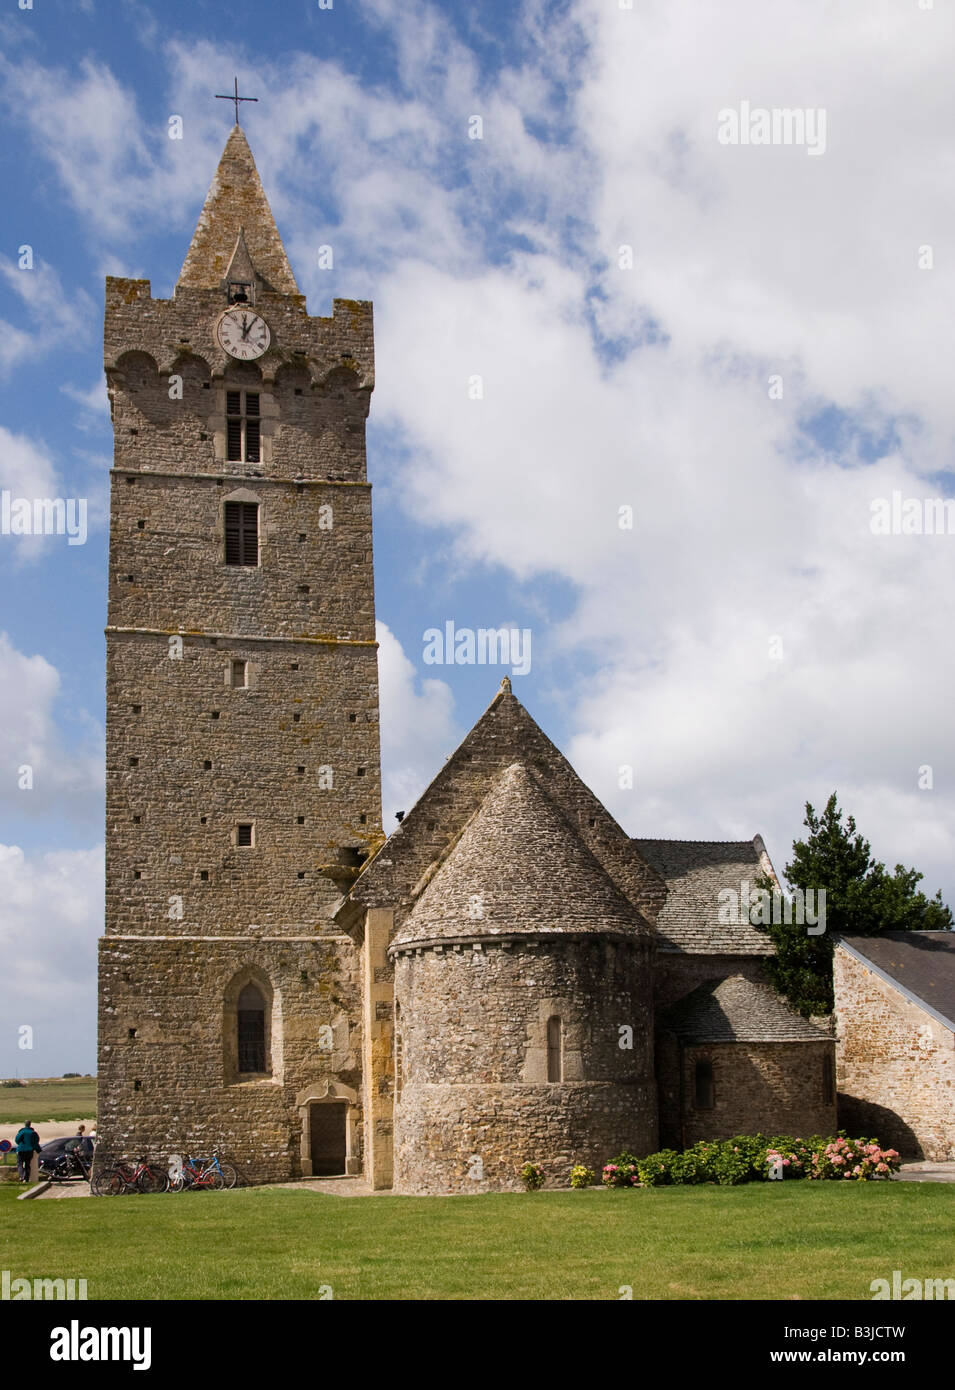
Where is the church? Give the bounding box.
[96,125,837,1192]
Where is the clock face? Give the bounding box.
[216,308,271,360]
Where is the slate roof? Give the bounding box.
[632,837,776,955]
[392,762,650,947]
[660,975,830,1043]
[838,933,955,1032]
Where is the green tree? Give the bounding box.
[757,793,952,1015]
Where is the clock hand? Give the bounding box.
[240,315,252,339]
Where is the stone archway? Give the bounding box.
[296,1082,360,1177]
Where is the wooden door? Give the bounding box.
[309,1102,346,1176]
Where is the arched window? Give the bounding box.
[237,982,267,1074]
[546,1016,563,1083]
[694,1058,715,1109]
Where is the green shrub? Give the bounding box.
[635,1150,681,1186]
[570,1164,595,1189]
[520,1162,545,1191]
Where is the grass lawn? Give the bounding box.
[0,1078,96,1125]
[2,1180,952,1300]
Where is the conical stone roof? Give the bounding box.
[177,126,299,294]
[393,763,650,946]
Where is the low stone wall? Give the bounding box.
[657,1036,837,1148]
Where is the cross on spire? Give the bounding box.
[215,76,258,126]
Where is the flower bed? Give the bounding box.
[601,1133,901,1187]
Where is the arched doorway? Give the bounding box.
[296,1083,360,1177]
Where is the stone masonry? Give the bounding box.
[834,936,955,1160]
[98,127,382,1183]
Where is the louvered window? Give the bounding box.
[224,501,258,566]
[226,390,260,463]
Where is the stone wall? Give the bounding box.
[834,946,955,1159]
[98,935,362,1185]
[105,631,380,938]
[656,1036,837,1148]
[392,936,657,1192]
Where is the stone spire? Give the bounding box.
[176,126,300,294]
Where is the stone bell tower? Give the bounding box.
[97,125,382,1183]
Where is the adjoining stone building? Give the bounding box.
[656,976,836,1149]
[97,126,837,1191]
[834,934,955,1160]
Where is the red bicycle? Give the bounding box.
[94,1155,169,1195]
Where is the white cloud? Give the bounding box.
[0,844,103,1078]
[61,377,110,428]
[0,632,103,823]
[0,426,62,563]
[0,259,94,375]
[362,0,955,901]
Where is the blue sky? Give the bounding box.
[1,0,953,1076]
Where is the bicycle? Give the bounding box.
[95,1155,169,1195]
[170,1152,237,1191]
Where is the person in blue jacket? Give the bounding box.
[14,1122,41,1183]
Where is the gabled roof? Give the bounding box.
[177,126,299,294]
[837,933,955,1032]
[632,837,777,955]
[660,975,830,1043]
[339,682,667,931]
[393,763,650,946]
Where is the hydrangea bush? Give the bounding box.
[601,1133,901,1188]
